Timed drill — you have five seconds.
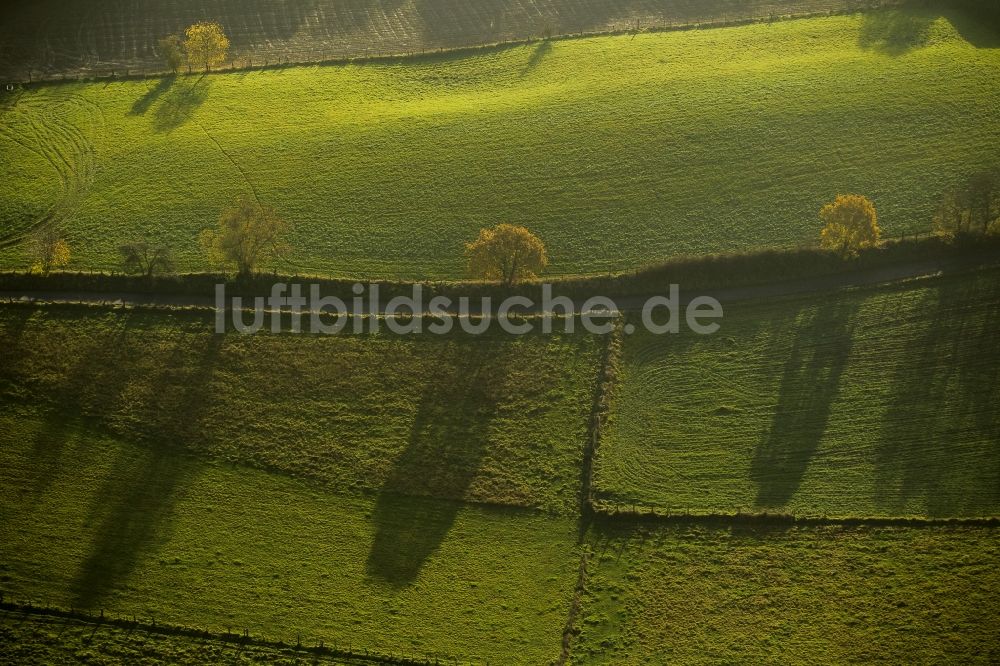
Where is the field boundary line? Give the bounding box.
[587,502,1000,528]
[559,319,624,665]
[0,599,482,665]
[2,1,905,85]
[5,251,999,316]
[579,319,624,511]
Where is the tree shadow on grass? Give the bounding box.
[750,299,858,510]
[858,9,937,56]
[69,334,222,609]
[365,343,509,587]
[128,75,175,116]
[20,310,138,501]
[520,40,551,76]
[875,273,1000,517]
[928,1,1000,49]
[152,76,210,133]
[68,439,197,610]
[0,305,34,362]
[860,4,1000,54]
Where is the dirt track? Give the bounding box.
[3,253,997,316]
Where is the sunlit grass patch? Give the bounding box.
[1,9,998,277]
[595,267,1000,518]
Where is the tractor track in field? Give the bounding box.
[195,118,262,205]
[0,92,104,249]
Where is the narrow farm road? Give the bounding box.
[2,253,998,315]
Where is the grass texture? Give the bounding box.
[0,406,580,663]
[1,9,998,278]
[0,610,362,665]
[0,305,602,515]
[572,523,1000,663]
[0,0,856,77]
[594,267,1000,518]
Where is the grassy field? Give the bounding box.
[594,267,1000,518]
[0,0,857,78]
[0,405,581,663]
[0,611,362,665]
[572,523,1000,663]
[1,8,998,278]
[0,304,602,515]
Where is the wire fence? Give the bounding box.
[0,597,485,665]
[1,0,902,86]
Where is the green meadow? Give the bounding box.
[2,3,1000,661]
[2,8,999,278]
[0,405,580,663]
[0,0,856,78]
[594,267,1000,518]
[0,611,359,665]
[573,523,1000,664]
[0,305,601,514]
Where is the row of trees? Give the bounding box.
[933,168,1000,238]
[24,170,998,281]
[25,209,547,287]
[193,202,548,286]
[27,224,174,278]
[819,169,999,258]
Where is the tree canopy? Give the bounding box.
[466,224,548,286]
[28,225,70,274]
[184,22,229,72]
[819,194,880,258]
[934,169,1000,237]
[119,240,174,278]
[158,34,184,74]
[201,194,290,276]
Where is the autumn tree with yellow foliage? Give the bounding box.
[201,194,290,276]
[466,224,548,286]
[184,22,229,72]
[819,194,880,258]
[28,225,71,274]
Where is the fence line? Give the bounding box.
[587,501,1000,527]
[2,1,901,86]
[0,597,482,665]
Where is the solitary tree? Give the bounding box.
[819,194,880,258]
[466,223,548,286]
[184,22,229,72]
[200,194,289,276]
[28,225,71,274]
[968,170,999,234]
[158,34,184,74]
[119,240,174,278]
[933,186,973,237]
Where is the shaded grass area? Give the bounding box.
[0,610,363,665]
[0,0,859,78]
[572,523,1000,663]
[0,305,601,515]
[0,408,580,663]
[594,267,1000,518]
[1,10,998,278]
